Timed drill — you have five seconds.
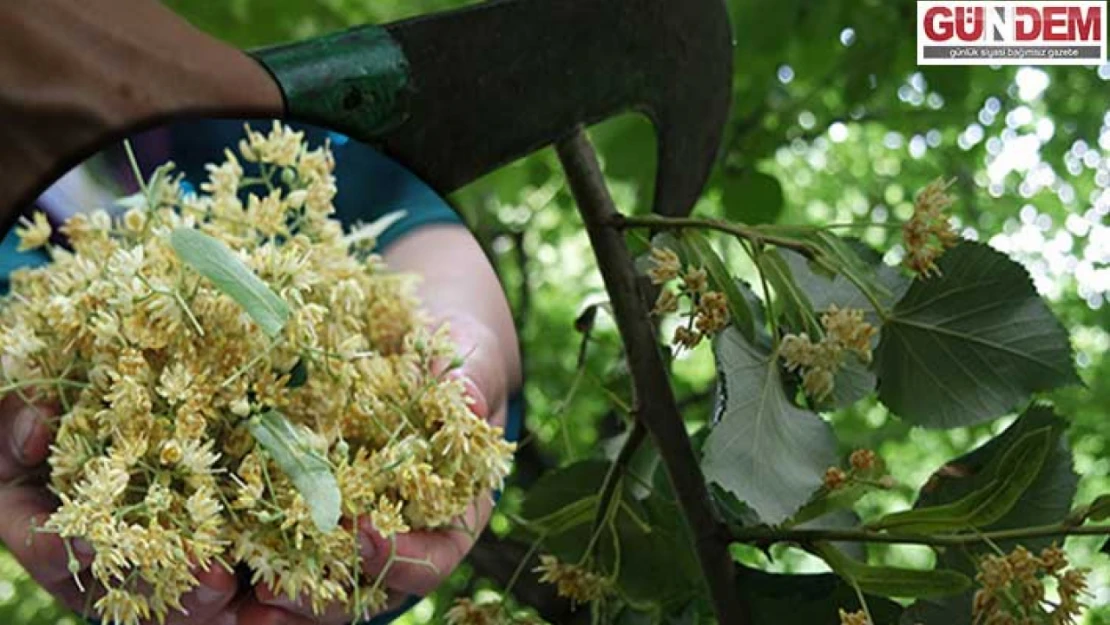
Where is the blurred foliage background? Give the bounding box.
[5,0,1109,623]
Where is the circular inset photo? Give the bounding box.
[0,119,522,625]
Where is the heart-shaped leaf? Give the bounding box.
[701,326,838,525]
[876,242,1079,428]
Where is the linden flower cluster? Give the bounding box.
[780,305,876,401]
[903,177,960,277]
[444,598,546,625]
[646,247,730,350]
[972,545,1089,625]
[838,609,871,625]
[822,448,894,491]
[0,123,514,625]
[534,554,612,604]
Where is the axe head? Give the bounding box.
[254,0,734,216]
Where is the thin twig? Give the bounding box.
[555,128,748,625]
[589,421,647,548]
[613,213,817,260]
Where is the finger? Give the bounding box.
[164,563,239,625]
[254,584,352,624]
[0,394,57,482]
[359,494,494,597]
[446,370,490,422]
[44,568,100,618]
[433,313,509,421]
[237,597,321,625]
[0,484,90,587]
[255,580,410,624]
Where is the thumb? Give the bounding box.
[436,313,508,426]
[0,394,56,482]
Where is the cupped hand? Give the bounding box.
[242,314,511,625]
[0,392,242,625]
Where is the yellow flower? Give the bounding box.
[653,288,680,315]
[3,124,516,624]
[849,449,878,472]
[972,544,1089,625]
[682,266,708,294]
[672,326,703,350]
[695,290,729,335]
[534,554,611,603]
[823,467,847,490]
[445,598,508,625]
[903,177,960,276]
[15,211,52,251]
[838,609,870,625]
[780,306,874,402]
[647,247,681,284]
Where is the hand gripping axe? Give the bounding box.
[252,0,734,217]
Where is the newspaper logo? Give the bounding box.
[918,1,1107,65]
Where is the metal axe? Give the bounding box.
[252,0,734,217]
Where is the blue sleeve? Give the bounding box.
[0,228,48,294]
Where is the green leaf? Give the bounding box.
[710,482,759,529]
[779,241,908,321]
[520,460,700,609]
[900,407,1078,620]
[248,410,341,533]
[682,232,756,342]
[702,326,838,525]
[790,478,881,529]
[816,543,972,599]
[914,405,1078,557]
[799,231,900,309]
[875,242,1079,428]
[869,425,1053,533]
[1087,494,1110,522]
[737,565,904,625]
[761,249,821,337]
[720,169,784,225]
[170,228,290,337]
[518,460,607,537]
[617,488,702,607]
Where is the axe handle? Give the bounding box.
[250,25,410,140]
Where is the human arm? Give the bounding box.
[0,0,280,222]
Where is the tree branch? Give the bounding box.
[731,523,1110,547]
[555,128,748,625]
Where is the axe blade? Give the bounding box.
[254,0,733,216]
